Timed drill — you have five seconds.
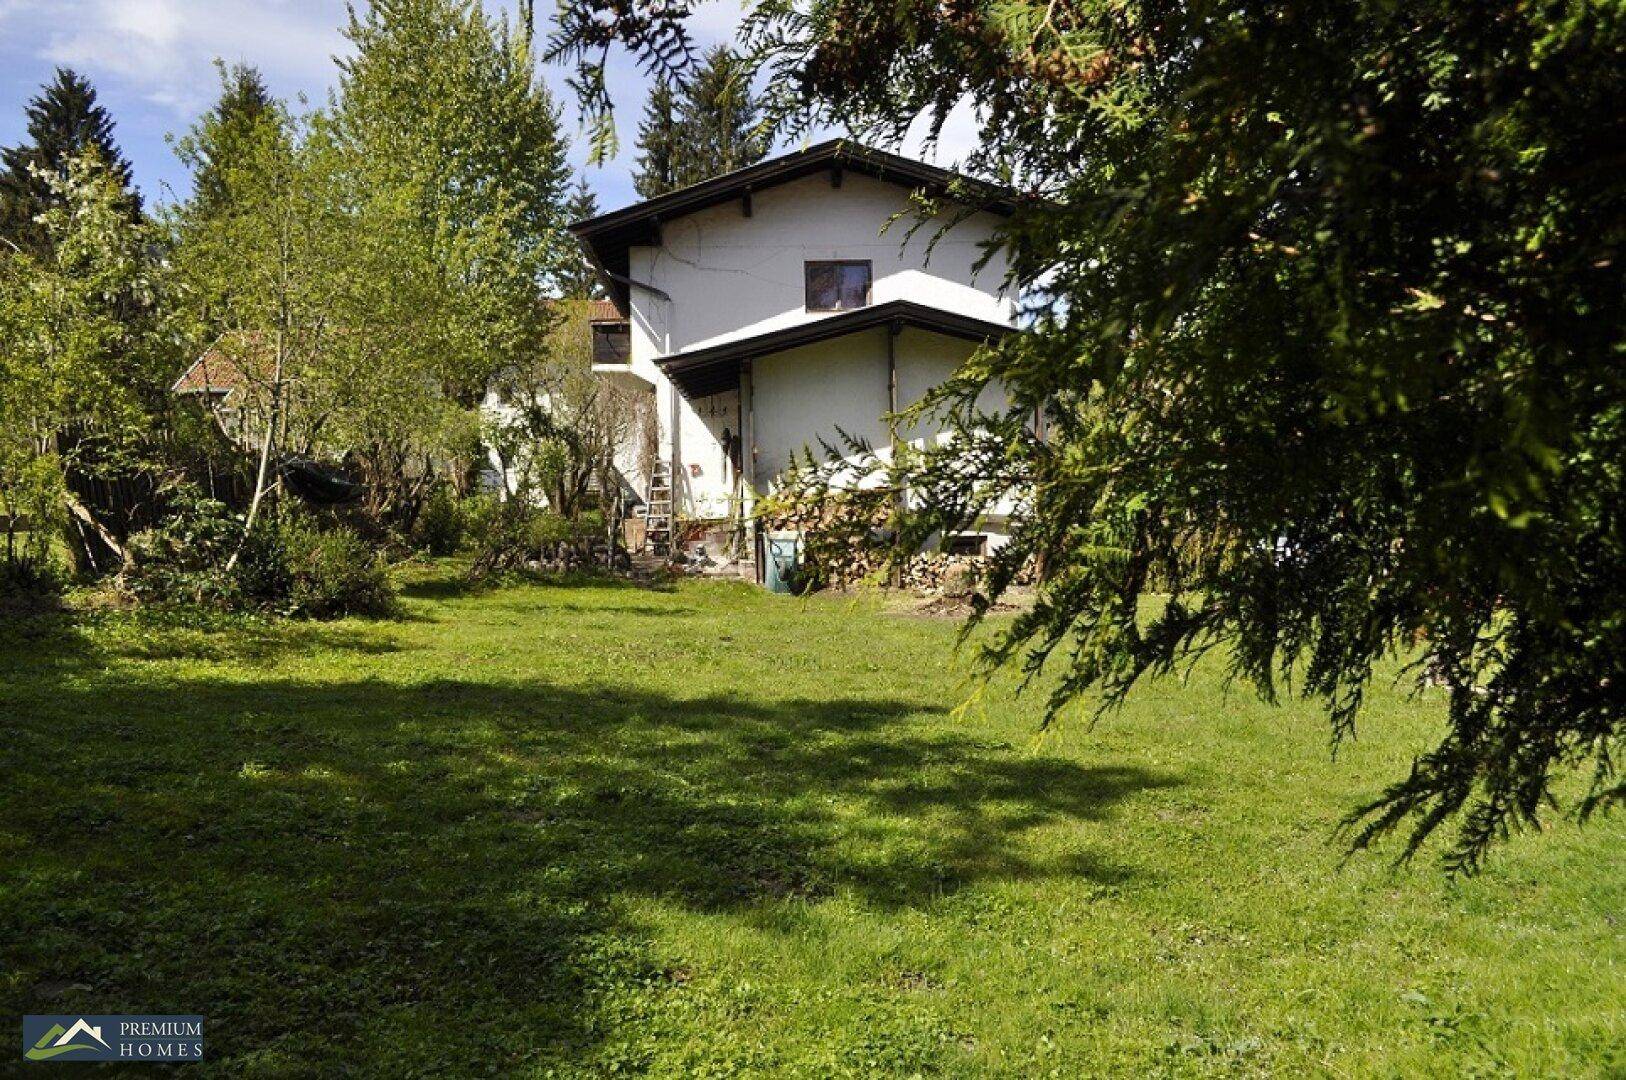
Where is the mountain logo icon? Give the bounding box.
[25,1017,111,1061]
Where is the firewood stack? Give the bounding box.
[758,492,1034,595]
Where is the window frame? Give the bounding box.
[804,260,873,313]
[591,320,631,364]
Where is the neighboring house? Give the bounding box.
[171,334,265,447]
[571,139,1020,561]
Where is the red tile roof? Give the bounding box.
[587,298,623,323]
[172,335,266,397]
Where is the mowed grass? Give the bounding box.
[0,565,1620,1077]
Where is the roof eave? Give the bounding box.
[568,141,1023,319]
[655,300,1015,399]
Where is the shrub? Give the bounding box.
[273,517,396,619]
[122,486,244,607]
[411,486,467,556]
[0,556,62,608]
[467,499,611,578]
[124,488,395,619]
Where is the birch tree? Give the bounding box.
[171,103,349,557]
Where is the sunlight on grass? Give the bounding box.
[1,565,1620,1076]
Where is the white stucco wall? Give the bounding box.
[751,327,1014,541]
[612,169,1016,519]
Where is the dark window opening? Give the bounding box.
[592,321,631,363]
[944,534,988,557]
[805,260,872,312]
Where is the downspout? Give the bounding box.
[887,321,903,587]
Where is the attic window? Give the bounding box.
[805,261,872,312]
[592,321,631,363]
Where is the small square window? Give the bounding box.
[592,322,630,363]
[805,261,872,312]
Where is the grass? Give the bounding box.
[0,564,1620,1076]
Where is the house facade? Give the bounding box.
[571,140,1019,562]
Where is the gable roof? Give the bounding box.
[659,299,1015,398]
[172,334,266,399]
[571,139,1022,312]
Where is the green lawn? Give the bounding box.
[1,566,1620,1076]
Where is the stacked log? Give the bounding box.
[758,491,1037,595]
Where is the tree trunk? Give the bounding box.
[228,329,285,572]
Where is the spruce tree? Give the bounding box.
[632,51,768,198]
[557,178,605,298]
[632,83,682,199]
[0,68,139,255]
[673,46,767,186]
[179,63,274,220]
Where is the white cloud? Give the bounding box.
[29,0,349,117]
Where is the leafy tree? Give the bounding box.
[334,0,574,505]
[484,298,650,517]
[0,150,165,579]
[557,178,606,298]
[552,1,1626,868]
[176,62,274,221]
[169,103,351,554]
[633,49,768,197]
[0,68,140,256]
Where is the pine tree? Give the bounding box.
[557,178,605,298]
[0,68,140,255]
[632,52,769,198]
[180,63,274,220]
[632,83,682,199]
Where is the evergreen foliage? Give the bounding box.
[0,68,139,256]
[178,63,274,221]
[677,46,768,181]
[632,48,768,197]
[632,83,682,199]
[557,178,605,298]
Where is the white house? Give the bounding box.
[570,140,1020,572]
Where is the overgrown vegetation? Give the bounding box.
[122,489,394,619]
[0,1,623,619]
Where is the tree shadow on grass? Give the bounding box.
[1,608,405,668]
[397,568,678,602]
[0,649,1178,1073]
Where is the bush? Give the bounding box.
[272,517,395,619]
[466,498,612,578]
[411,486,467,556]
[123,487,244,607]
[124,488,395,619]
[0,555,62,607]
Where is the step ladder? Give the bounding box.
[643,461,673,556]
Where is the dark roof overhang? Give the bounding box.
[657,300,1015,399]
[569,140,1023,313]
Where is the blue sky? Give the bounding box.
[0,1,975,215]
